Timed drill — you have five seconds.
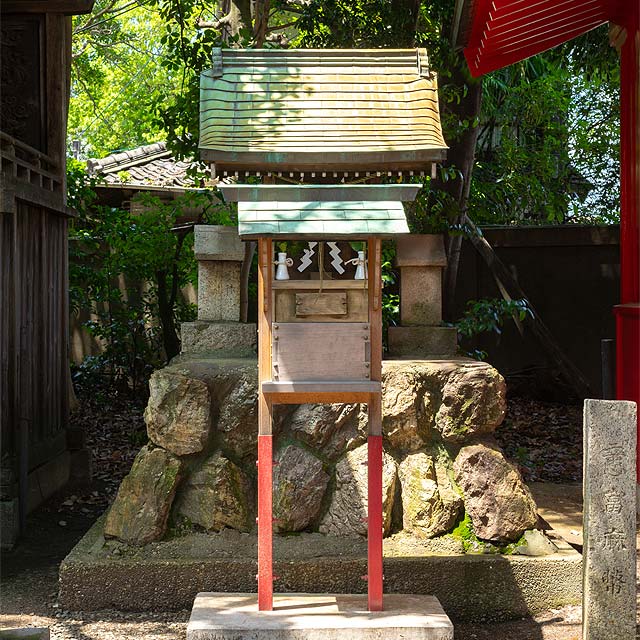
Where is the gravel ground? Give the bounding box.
[0,392,628,639]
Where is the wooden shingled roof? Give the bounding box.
[219,184,418,239]
[199,48,447,177]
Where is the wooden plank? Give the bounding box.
[262,380,380,394]
[276,289,368,323]
[257,238,273,418]
[266,392,374,405]
[45,14,66,172]
[272,322,370,382]
[272,280,368,290]
[367,238,383,438]
[462,213,592,397]
[295,292,347,316]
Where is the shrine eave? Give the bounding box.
[219,183,421,203]
[202,149,447,177]
[236,200,410,239]
[224,183,415,238]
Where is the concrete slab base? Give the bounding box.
[187,593,453,640]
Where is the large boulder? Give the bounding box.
[289,403,363,460]
[215,371,258,459]
[145,371,211,456]
[454,442,538,542]
[435,363,506,443]
[398,451,463,538]
[381,367,434,452]
[319,443,397,537]
[273,445,329,532]
[173,452,251,532]
[104,445,182,545]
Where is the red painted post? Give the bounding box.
[257,434,273,611]
[615,0,640,480]
[367,434,383,611]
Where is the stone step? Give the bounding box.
[187,593,453,640]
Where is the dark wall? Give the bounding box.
[453,226,620,398]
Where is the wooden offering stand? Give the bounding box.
[220,183,420,612]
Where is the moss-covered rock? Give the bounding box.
[398,451,463,538]
[172,452,251,532]
[454,442,538,542]
[435,363,506,443]
[380,367,434,452]
[319,443,397,537]
[145,371,211,456]
[288,403,363,461]
[104,445,182,545]
[273,445,329,532]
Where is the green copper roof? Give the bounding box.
[238,200,409,238]
[199,48,447,175]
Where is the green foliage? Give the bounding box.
[381,243,398,350]
[70,1,174,157]
[68,159,234,391]
[470,25,620,225]
[454,298,531,360]
[455,298,531,339]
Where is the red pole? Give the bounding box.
[367,432,384,611]
[257,433,273,610]
[615,0,640,480]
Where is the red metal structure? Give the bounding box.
[457,0,640,476]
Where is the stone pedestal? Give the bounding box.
[185,226,256,355]
[195,225,245,322]
[390,235,456,357]
[583,399,637,640]
[187,593,453,640]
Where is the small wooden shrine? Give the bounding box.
[199,48,447,613]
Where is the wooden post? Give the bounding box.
[367,238,383,611]
[257,238,273,611]
[615,3,640,484]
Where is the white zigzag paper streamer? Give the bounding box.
[298,241,317,272]
[327,242,345,274]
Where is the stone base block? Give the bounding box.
[181,321,257,356]
[59,518,582,622]
[388,326,457,357]
[187,593,453,640]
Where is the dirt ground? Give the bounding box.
[0,394,634,639]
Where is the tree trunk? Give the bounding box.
[156,270,181,361]
[439,69,483,321]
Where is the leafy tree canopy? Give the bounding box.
[69,1,620,224]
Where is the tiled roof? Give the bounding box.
[87,142,202,188]
[199,48,448,175]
